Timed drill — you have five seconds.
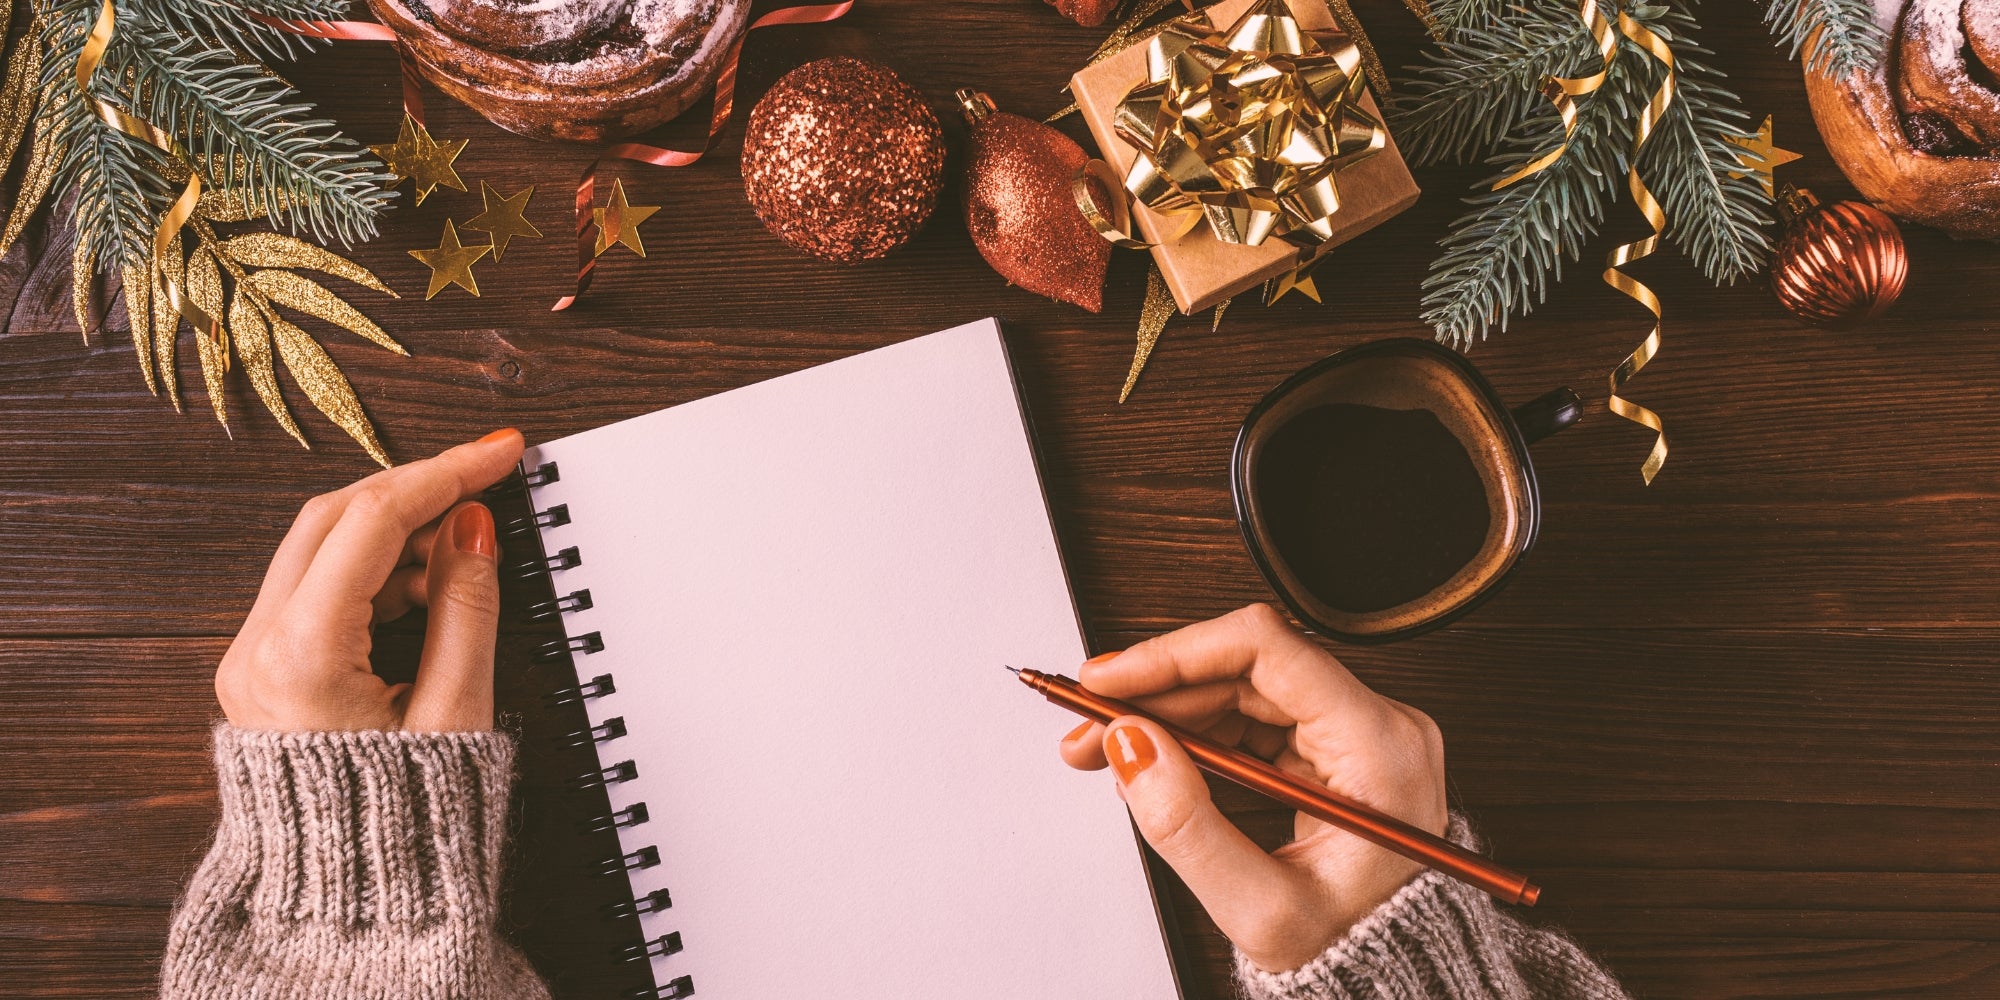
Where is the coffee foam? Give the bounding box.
[1243,352,1529,636]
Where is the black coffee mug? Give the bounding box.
[1231,339,1581,644]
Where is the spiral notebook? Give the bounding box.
[514,319,1183,999]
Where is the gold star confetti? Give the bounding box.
[1725,115,1804,197]
[408,219,492,299]
[462,181,541,261]
[1263,268,1322,305]
[370,113,468,207]
[591,178,660,257]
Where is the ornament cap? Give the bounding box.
[1777,183,1821,225]
[957,88,997,124]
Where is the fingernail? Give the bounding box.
[477,428,519,444]
[1084,650,1122,666]
[1063,720,1095,743]
[1105,724,1157,784]
[453,503,497,560]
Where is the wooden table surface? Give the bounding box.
[4,1,1998,997]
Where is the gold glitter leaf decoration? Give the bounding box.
[268,316,388,467]
[246,270,406,355]
[71,238,93,341]
[122,262,157,396]
[186,246,229,428]
[229,288,305,447]
[121,264,155,396]
[224,233,394,296]
[1120,263,1175,403]
[196,188,269,223]
[153,232,184,411]
[0,1,38,181]
[1,103,64,259]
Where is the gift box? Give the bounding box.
[1068,0,1421,313]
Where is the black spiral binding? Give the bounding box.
[501,460,693,997]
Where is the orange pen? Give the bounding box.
[1012,667,1541,907]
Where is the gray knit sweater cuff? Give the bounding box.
[1232,816,1628,1000]
[161,725,548,1000]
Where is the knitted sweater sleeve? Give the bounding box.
[1233,816,1629,1000]
[159,726,551,1000]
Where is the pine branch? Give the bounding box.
[1763,0,1886,80]
[60,112,176,272]
[1419,75,1641,347]
[34,0,394,268]
[1428,0,1513,36]
[36,0,173,272]
[137,0,352,63]
[109,29,395,247]
[1412,1,1773,343]
[1643,8,1772,284]
[1387,1,1593,167]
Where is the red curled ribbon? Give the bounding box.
[551,0,855,311]
[250,15,425,124]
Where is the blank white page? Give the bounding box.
[522,319,1181,999]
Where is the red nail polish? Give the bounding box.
[1063,720,1095,743]
[1105,725,1157,784]
[477,428,519,444]
[453,504,497,559]
[1084,650,1122,666]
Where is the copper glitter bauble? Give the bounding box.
[1770,186,1909,329]
[741,57,947,263]
[957,90,1110,313]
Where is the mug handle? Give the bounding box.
[1512,387,1583,446]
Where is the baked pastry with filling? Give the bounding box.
[369,0,751,142]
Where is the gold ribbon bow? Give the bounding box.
[1089,0,1386,254]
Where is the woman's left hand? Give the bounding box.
[213,429,525,732]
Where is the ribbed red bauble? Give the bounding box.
[957,90,1110,312]
[1769,185,1908,328]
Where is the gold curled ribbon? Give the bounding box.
[1498,0,1673,483]
[1603,11,1673,484]
[1490,0,1616,192]
[1099,0,1386,254]
[75,0,226,359]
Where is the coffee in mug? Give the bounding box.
[1232,339,1579,643]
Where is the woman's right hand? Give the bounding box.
[1057,604,1448,974]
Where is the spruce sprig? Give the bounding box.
[1402,0,1771,345]
[1763,0,1886,80]
[1427,0,1512,36]
[34,0,394,273]
[111,30,395,246]
[1644,11,1772,284]
[1418,71,1638,346]
[138,0,349,62]
[1388,1,1597,167]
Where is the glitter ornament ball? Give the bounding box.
[957,90,1110,312]
[741,57,947,263]
[1770,186,1908,329]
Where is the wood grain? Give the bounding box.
[2,1,1996,997]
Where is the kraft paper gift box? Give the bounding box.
[1067,0,1422,313]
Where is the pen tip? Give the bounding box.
[1004,665,1020,674]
